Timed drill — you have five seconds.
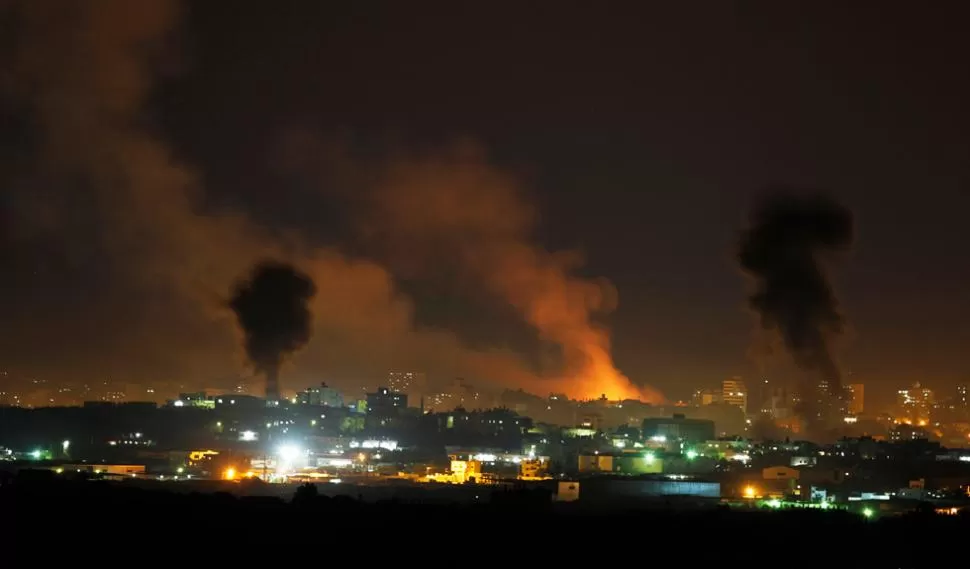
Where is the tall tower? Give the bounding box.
[722,377,748,415]
[846,383,864,415]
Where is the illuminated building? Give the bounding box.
[387,371,427,396]
[366,387,408,429]
[366,387,407,412]
[755,384,793,420]
[846,384,864,415]
[758,465,800,497]
[438,408,532,437]
[556,481,580,502]
[172,392,214,409]
[187,450,219,468]
[62,464,146,476]
[297,382,344,407]
[897,382,934,425]
[721,377,747,414]
[579,412,602,430]
[692,388,719,406]
[642,414,715,443]
[812,380,847,426]
[890,425,932,441]
[449,459,481,483]
[698,439,751,461]
[213,394,264,412]
[581,477,720,499]
[426,459,494,484]
[519,458,551,480]
[578,451,663,474]
[562,426,596,438]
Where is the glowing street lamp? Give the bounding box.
[278,445,301,462]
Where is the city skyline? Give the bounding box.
[2,1,970,414]
[5,1,970,556]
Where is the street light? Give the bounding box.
[278,445,301,462]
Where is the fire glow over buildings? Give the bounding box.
[3,0,970,560]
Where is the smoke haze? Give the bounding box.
[0,0,658,403]
[738,191,854,426]
[281,138,662,402]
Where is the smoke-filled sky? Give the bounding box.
[2,0,969,406]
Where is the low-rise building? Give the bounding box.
[578,451,663,475]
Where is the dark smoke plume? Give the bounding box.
[738,191,853,431]
[230,261,317,400]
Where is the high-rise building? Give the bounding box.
[365,387,408,429]
[897,382,934,425]
[846,383,864,415]
[958,384,968,409]
[297,383,344,407]
[722,377,747,414]
[366,387,408,411]
[387,371,427,396]
[692,388,719,406]
[765,388,794,420]
[756,377,771,414]
[810,379,849,425]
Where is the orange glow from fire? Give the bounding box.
[551,351,664,403]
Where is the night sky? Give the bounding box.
[2,0,969,407]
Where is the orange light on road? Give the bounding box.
[744,486,756,498]
[224,467,236,480]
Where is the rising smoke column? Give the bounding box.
[307,142,663,403]
[230,261,317,401]
[1,0,568,395]
[738,191,854,430]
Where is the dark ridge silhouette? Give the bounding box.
[4,473,965,563]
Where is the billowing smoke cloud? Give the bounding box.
[230,262,316,400]
[1,0,634,403]
[0,0,270,385]
[738,191,854,429]
[283,138,663,402]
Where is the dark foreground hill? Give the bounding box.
[2,471,966,566]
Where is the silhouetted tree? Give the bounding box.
[292,482,318,506]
